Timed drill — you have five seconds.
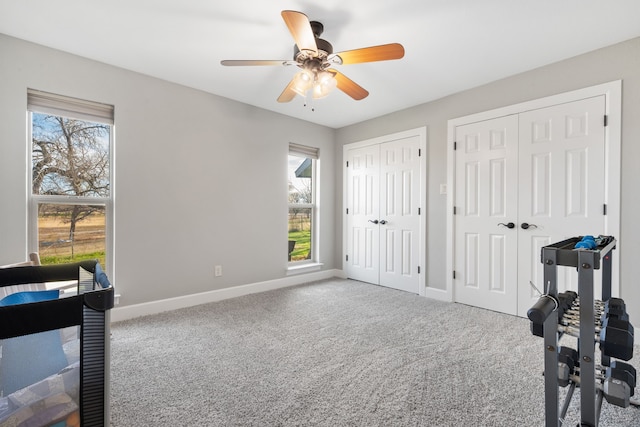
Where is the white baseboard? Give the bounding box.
[111,269,342,322]
[333,269,348,279]
[425,286,452,302]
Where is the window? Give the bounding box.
[288,143,318,265]
[28,89,114,273]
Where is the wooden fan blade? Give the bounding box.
[332,43,405,65]
[281,10,318,54]
[221,60,293,66]
[277,78,298,103]
[328,69,369,100]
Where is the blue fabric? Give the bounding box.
[0,290,69,395]
[94,263,110,288]
[0,289,60,306]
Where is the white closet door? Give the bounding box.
[517,95,607,316]
[379,136,421,294]
[345,133,423,294]
[453,96,607,316]
[454,115,520,314]
[345,144,380,285]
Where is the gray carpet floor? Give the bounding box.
[109,279,640,426]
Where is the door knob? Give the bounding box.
[368,219,379,224]
[379,220,387,225]
[521,222,538,230]
[498,222,515,229]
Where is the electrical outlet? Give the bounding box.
[214,265,223,277]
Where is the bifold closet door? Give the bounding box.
[454,115,520,315]
[454,96,607,317]
[378,138,421,293]
[345,137,421,294]
[516,95,607,316]
[345,144,381,285]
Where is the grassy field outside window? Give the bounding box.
[288,150,315,263]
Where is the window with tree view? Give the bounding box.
[29,90,113,271]
[288,144,318,264]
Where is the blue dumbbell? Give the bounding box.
[575,235,597,249]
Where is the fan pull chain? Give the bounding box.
[309,95,315,112]
[301,94,316,112]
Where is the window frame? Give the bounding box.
[287,144,321,272]
[27,90,114,279]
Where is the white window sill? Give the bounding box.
[286,262,324,276]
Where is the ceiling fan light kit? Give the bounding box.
[312,70,338,99]
[221,10,405,105]
[291,68,337,99]
[291,70,313,96]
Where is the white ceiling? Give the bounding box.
[2,0,639,128]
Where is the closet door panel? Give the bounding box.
[517,96,607,316]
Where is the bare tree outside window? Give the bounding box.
[31,113,110,267]
[288,174,312,219]
[32,114,109,197]
[288,154,314,262]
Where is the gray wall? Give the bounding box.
[0,34,336,306]
[2,32,639,324]
[336,36,640,324]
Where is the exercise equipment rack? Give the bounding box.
[530,236,635,427]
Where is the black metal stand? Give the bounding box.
[540,236,616,427]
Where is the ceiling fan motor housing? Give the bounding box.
[310,21,324,37]
[293,20,333,63]
[294,37,333,58]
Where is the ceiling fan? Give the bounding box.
[221,10,405,102]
